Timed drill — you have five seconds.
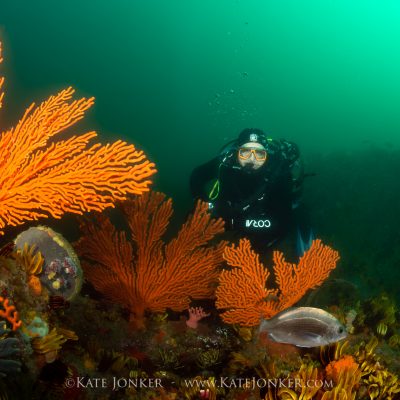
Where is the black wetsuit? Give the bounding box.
[190,139,301,253]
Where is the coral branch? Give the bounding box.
[0,41,157,235]
[0,296,22,331]
[216,239,278,326]
[273,239,340,311]
[216,238,339,326]
[76,192,226,329]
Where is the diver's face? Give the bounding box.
[237,142,267,170]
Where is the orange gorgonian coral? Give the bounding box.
[216,238,340,326]
[75,191,226,329]
[0,42,156,235]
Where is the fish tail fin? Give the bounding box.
[259,318,272,332]
[258,317,274,339]
[256,318,274,345]
[296,226,315,257]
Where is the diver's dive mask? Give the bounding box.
[238,148,267,161]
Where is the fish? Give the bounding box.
[259,307,347,348]
[0,241,15,257]
[48,295,70,310]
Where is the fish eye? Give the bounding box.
[338,327,344,334]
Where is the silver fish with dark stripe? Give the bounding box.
[259,307,347,348]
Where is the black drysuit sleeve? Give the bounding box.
[189,157,220,201]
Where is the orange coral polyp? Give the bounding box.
[0,42,156,234]
[325,355,359,384]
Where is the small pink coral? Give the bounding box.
[186,307,210,329]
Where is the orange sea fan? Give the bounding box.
[75,191,226,329]
[216,238,340,326]
[0,42,156,234]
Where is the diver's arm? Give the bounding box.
[277,139,300,167]
[189,157,220,201]
[276,139,303,206]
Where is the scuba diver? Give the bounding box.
[190,128,312,257]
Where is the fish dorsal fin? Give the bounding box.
[274,307,296,319]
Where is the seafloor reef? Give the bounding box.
[1,201,399,400]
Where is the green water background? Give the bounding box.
[1,0,400,301]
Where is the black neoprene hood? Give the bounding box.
[236,128,268,147]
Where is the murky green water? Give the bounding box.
[1,2,400,398]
